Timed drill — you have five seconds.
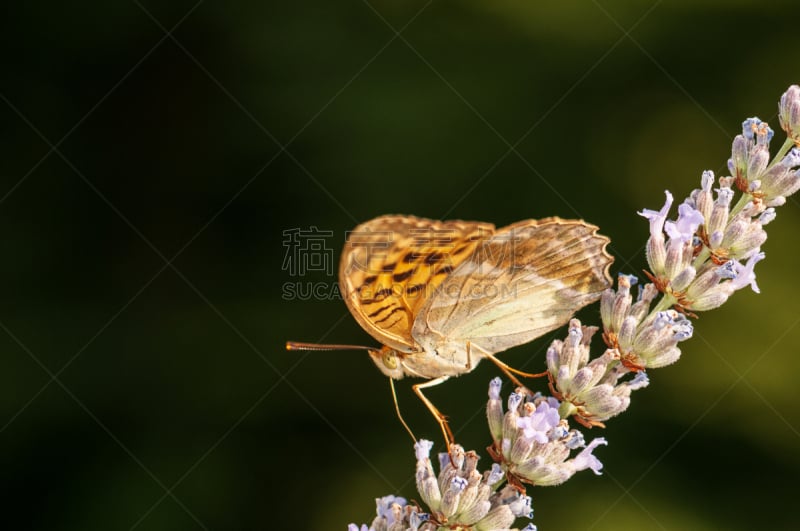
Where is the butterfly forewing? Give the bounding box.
[412,218,613,356]
[339,215,494,352]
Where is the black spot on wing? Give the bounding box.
[407,284,425,295]
[367,304,393,318]
[435,265,454,276]
[382,316,403,330]
[374,306,403,324]
[425,252,443,265]
[393,269,414,282]
[361,287,394,304]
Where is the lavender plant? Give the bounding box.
[349,86,800,530]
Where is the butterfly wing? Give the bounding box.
[339,215,495,352]
[412,218,613,354]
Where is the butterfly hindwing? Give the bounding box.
[412,218,613,355]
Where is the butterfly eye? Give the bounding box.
[382,350,398,369]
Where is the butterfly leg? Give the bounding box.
[412,376,454,450]
[491,356,548,381]
[471,343,547,388]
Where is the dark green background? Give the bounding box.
[2,1,799,529]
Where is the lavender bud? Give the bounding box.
[707,186,733,237]
[670,266,697,293]
[779,84,800,144]
[759,148,800,201]
[759,208,776,225]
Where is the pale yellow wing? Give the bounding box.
[339,215,495,352]
[412,218,613,354]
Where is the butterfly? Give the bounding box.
[287,215,613,446]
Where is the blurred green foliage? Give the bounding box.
[1,1,799,529]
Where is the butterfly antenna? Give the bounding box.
[285,341,376,352]
[389,378,418,445]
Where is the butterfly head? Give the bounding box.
[368,345,407,380]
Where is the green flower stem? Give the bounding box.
[559,401,578,419]
[692,247,711,270]
[767,137,794,170]
[650,293,676,314]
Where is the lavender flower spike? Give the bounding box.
[549,319,648,425]
[487,379,608,488]
[411,440,535,531]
